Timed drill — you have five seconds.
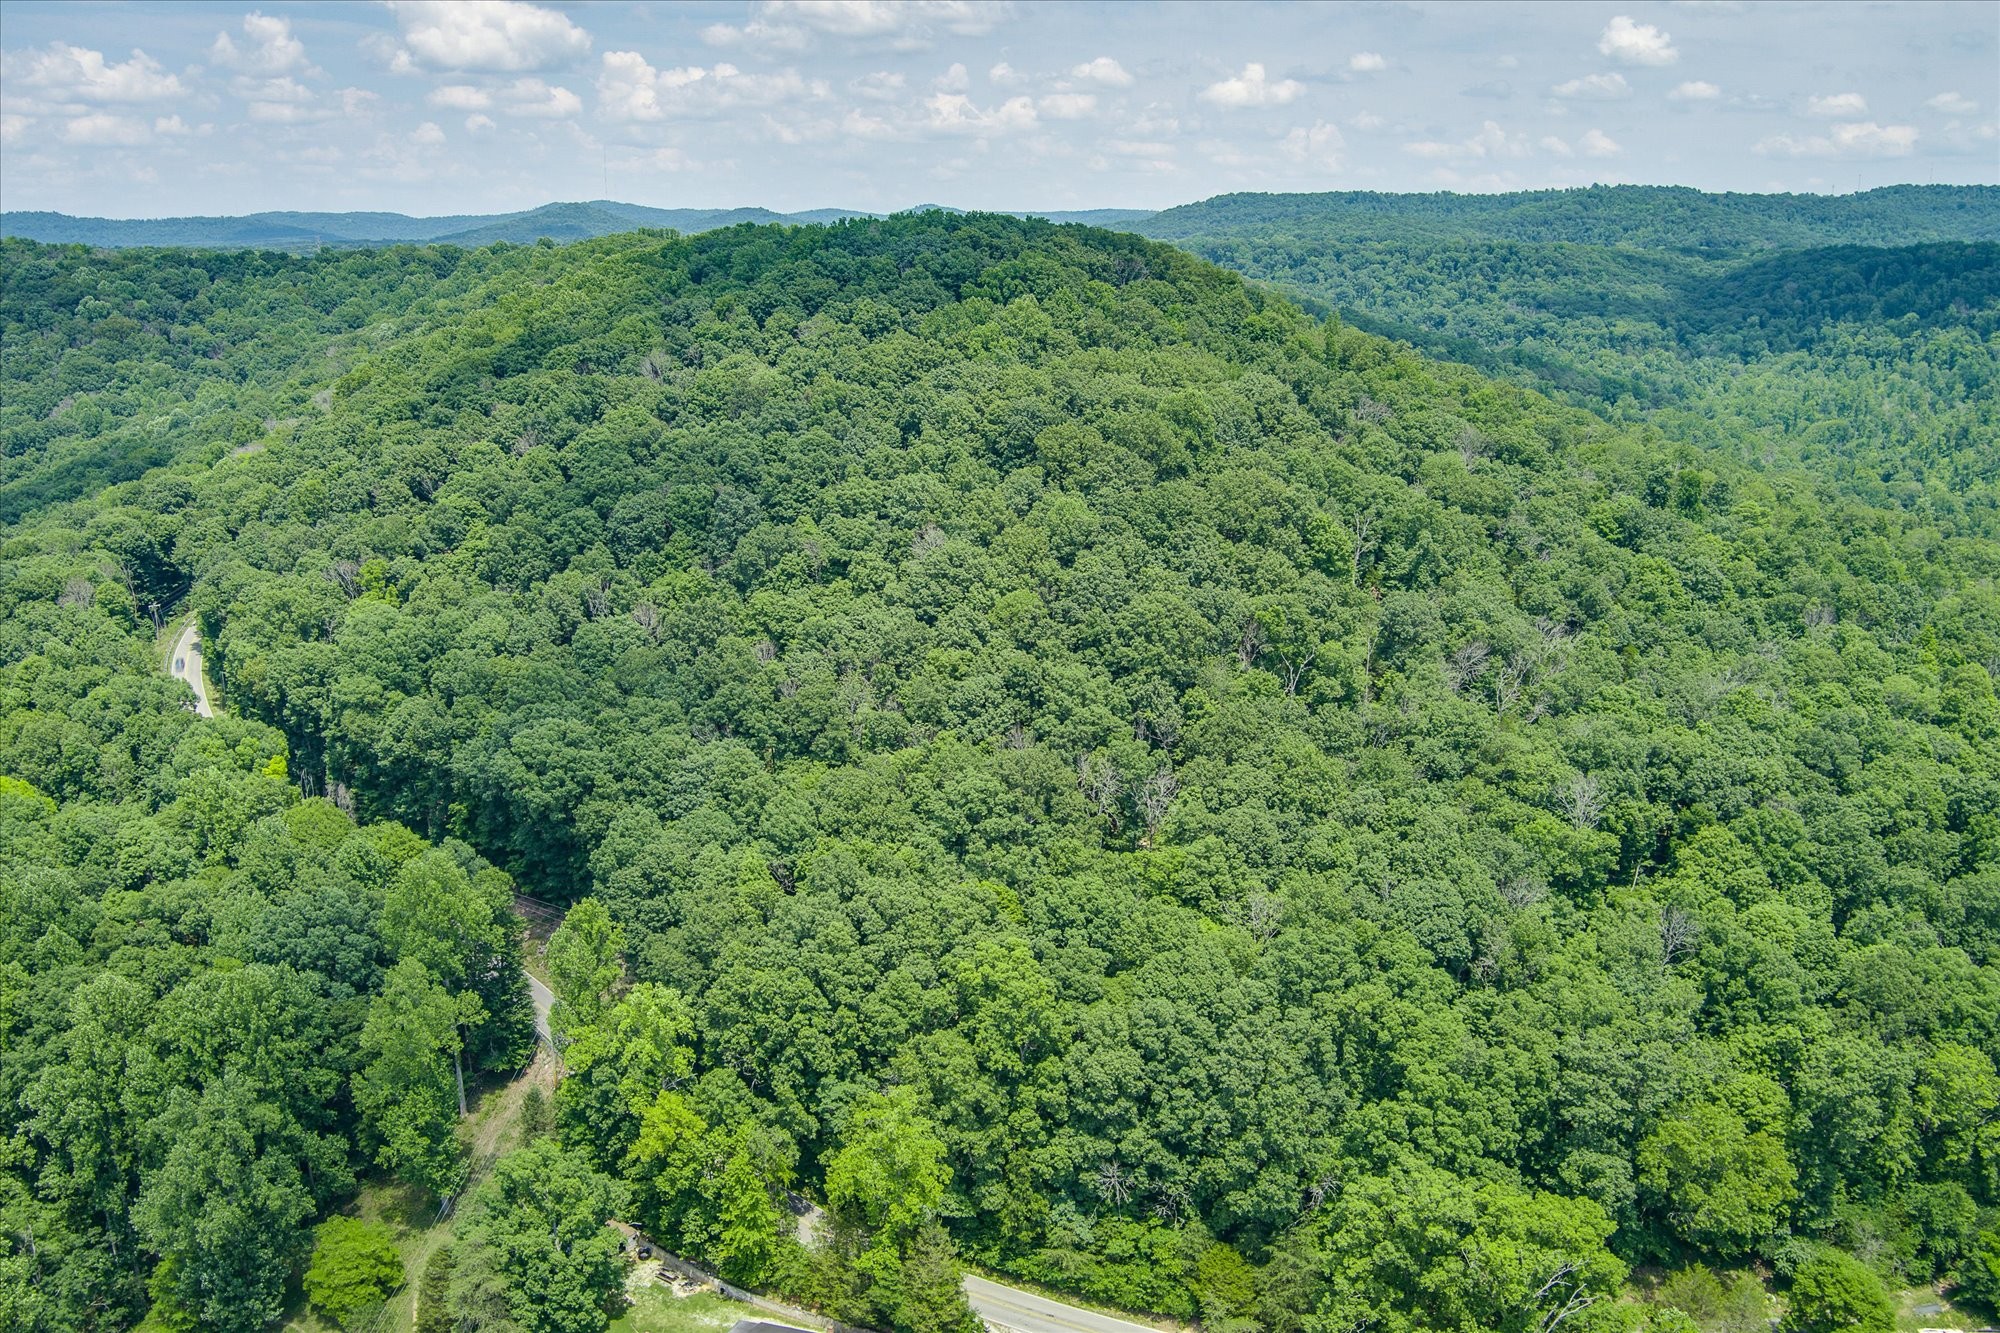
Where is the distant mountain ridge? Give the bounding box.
[0,199,1158,252]
[1133,183,2000,252]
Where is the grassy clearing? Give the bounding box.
[1892,1283,1987,1331]
[609,1286,745,1333]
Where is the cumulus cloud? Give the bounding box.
[1597,16,1677,66]
[935,62,969,91]
[988,62,1016,84]
[1580,127,1621,156]
[428,84,493,110]
[1669,80,1721,101]
[63,112,155,145]
[1403,119,1529,160]
[596,50,824,121]
[1037,92,1097,119]
[924,91,1037,133]
[1200,62,1304,108]
[1348,52,1387,73]
[502,77,581,118]
[465,112,496,131]
[211,12,306,74]
[850,71,906,100]
[701,19,810,52]
[1551,72,1630,100]
[411,120,446,145]
[761,1,1009,39]
[1808,92,1867,116]
[1071,56,1133,87]
[384,1,591,73]
[1280,119,1345,166]
[1756,121,1918,157]
[1928,91,1977,115]
[7,44,185,103]
[1540,134,1574,157]
[235,76,314,105]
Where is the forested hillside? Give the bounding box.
[4,212,1999,1333]
[1134,186,2000,515]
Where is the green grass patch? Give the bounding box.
[610,1286,744,1333]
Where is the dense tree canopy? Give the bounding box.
[3,203,1997,1329]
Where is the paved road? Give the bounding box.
[963,1274,1161,1333]
[169,621,214,718]
[526,973,554,1048]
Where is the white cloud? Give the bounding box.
[384,1,592,73]
[154,114,188,135]
[1807,92,1867,116]
[850,71,905,100]
[411,120,446,145]
[1071,56,1132,87]
[1200,62,1304,108]
[340,88,379,116]
[1038,92,1097,119]
[1928,91,1977,115]
[1280,119,1345,165]
[211,11,306,75]
[760,1,1008,39]
[233,75,314,105]
[1597,16,1677,66]
[1551,72,1630,100]
[1755,121,1918,157]
[1669,80,1721,101]
[1580,127,1621,156]
[0,114,28,144]
[924,91,1037,133]
[1540,134,1574,156]
[701,20,809,52]
[63,112,154,145]
[246,98,327,124]
[502,77,581,118]
[988,61,1016,84]
[428,84,493,110]
[7,44,185,103]
[1347,110,1385,130]
[1402,119,1528,160]
[466,112,496,131]
[1348,52,1387,73]
[935,62,969,91]
[596,51,823,121]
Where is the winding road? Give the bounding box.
[169,621,214,718]
[526,973,554,1048]
[962,1274,1164,1333]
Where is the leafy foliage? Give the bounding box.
[3,204,1997,1329]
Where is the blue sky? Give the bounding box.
[2,1,1994,218]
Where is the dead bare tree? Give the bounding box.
[1530,1261,1599,1333]
[1562,772,1605,830]
[326,560,361,599]
[1351,509,1379,586]
[1456,424,1491,469]
[1240,891,1285,943]
[1236,615,1268,669]
[1446,641,1491,693]
[1077,752,1123,831]
[630,601,661,641]
[1659,906,1700,965]
[1138,768,1179,842]
[1093,1160,1131,1206]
